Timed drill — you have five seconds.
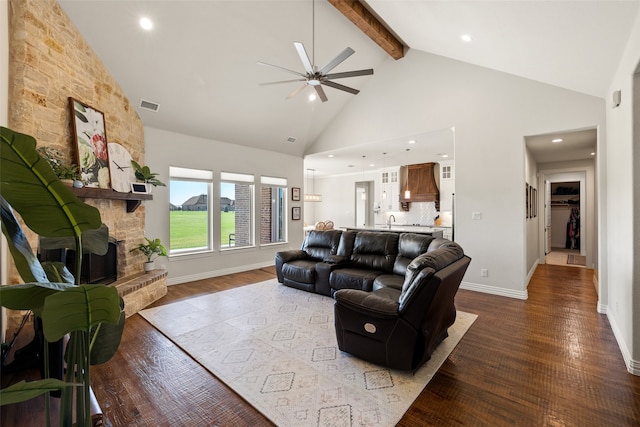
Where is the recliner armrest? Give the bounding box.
[275,249,308,263]
[334,289,399,318]
[323,254,349,265]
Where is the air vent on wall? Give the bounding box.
[139,99,160,112]
[285,136,297,143]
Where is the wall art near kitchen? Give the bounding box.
[292,206,301,220]
[292,187,301,201]
[69,98,111,189]
[526,183,529,219]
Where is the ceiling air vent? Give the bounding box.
[285,136,296,143]
[139,99,160,112]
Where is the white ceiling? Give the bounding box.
[58,0,638,174]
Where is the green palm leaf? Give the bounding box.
[0,379,72,406]
[42,285,121,342]
[0,127,101,237]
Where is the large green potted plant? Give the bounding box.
[0,127,125,427]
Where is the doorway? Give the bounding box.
[355,181,373,227]
[546,180,584,267]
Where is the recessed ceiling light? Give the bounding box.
[591,152,596,156]
[369,163,375,167]
[408,140,416,144]
[139,17,153,30]
[552,138,563,143]
[309,93,317,102]
[461,34,472,42]
[441,154,449,158]
[327,154,334,158]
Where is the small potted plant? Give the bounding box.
[131,159,166,193]
[37,146,82,186]
[130,237,167,272]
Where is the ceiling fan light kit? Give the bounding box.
[257,0,373,102]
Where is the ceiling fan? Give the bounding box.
[257,0,373,102]
[257,42,373,102]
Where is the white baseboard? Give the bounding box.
[166,261,273,286]
[460,281,528,300]
[606,310,640,375]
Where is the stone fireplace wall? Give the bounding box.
[7,0,148,282]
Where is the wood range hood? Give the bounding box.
[399,162,440,211]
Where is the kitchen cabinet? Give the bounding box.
[438,160,454,212]
[399,162,439,209]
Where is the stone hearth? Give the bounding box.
[110,270,168,318]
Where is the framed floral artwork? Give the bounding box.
[69,98,111,189]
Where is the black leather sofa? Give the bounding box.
[275,229,471,371]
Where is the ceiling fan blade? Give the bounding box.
[294,42,314,74]
[285,83,308,100]
[321,80,360,95]
[260,78,306,86]
[318,47,355,74]
[257,61,306,77]
[315,85,328,103]
[325,69,374,80]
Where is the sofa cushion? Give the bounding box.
[349,231,399,272]
[392,233,434,276]
[330,268,383,292]
[303,230,342,261]
[372,274,404,291]
[282,259,319,284]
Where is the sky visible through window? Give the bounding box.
[170,181,235,206]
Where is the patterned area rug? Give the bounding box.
[139,279,477,426]
[567,254,587,266]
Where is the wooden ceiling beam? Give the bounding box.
[328,0,406,60]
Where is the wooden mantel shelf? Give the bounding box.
[70,187,152,212]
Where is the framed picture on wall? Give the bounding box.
[69,98,111,189]
[292,187,301,201]
[292,206,301,220]
[533,187,537,217]
[526,183,529,219]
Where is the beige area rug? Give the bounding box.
[567,254,587,266]
[139,279,477,427]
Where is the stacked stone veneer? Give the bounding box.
[3,0,167,324]
[7,0,149,280]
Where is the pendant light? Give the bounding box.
[304,168,322,202]
[382,152,387,200]
[361,156,366,201]
[404,164,411,199]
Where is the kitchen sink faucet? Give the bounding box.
[387,214,396,229]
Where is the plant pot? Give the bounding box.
[73,180,84,188]
[143,261,154,272]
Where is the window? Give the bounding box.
[442,165,452,180]
[390,171,398,183]
[169,167,213,255]
[260,176,287,244]
[381,172,389,183]
[221,172,254,249]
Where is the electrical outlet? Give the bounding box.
[480,268,488,277]
[472,212,482,220]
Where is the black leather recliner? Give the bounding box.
[275,230,342,295]
[333,241,471,371]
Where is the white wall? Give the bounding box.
[605,8,640,374]
[524,145,539,280]
[309,49,605,300]
[144,126,304,285]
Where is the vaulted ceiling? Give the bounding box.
[59,0,639,171]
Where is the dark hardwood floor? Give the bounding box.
[2,264,639,426]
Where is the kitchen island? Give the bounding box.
[344,225,445,239]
